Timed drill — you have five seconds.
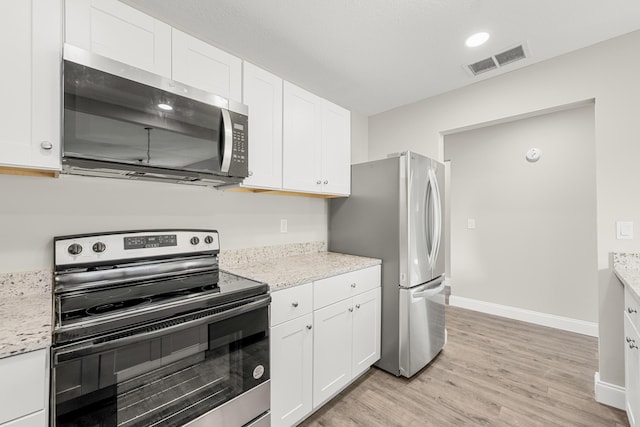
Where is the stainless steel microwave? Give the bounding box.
[61,44,248,187]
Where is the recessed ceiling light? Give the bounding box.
[157,103,173,111]
[465,32,490,48]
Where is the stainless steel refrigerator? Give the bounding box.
[329,151,446,378]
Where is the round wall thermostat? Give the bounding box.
[526,148,542,162]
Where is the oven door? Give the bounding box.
[51,296,270,427]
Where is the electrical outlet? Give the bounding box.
[467,218,476,229]
[280,219,288,233]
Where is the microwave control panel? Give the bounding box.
[228,111,249,178]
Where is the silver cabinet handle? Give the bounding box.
[316,180,322,185]
[40,141,53,150]
[627,337,633,343]
[348,307,353,312]
[291,302,299,308]
[355,304,361,309]
[628,307,638,314]
[306,324,312,330]
[350,283,357,288]
[323,180,328,184]
[248,170,254,177]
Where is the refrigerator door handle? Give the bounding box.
[412,282,446,299]
[426,168,442,268]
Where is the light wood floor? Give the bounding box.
[300,305,628,427]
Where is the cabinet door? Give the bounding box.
[271,314,313,427]
[65,0,171,76]
[172,29,242,102]
[0,0,60,171]
[0,349,47,425]
[283,82,322,193]
[242,62,283,189]
[321,100,351,195]
[1,410,46,427]
[313,299,352,408]
[352,287,381,378]
[625,313,640,427]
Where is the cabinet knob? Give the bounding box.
[291,301,299,308]
[248,170,254,177]
[40,141,53,150]
[316,180,322,185]
[627,336,633,343]
[348,307,354,312]
[630,341,638,350]
[628,307,638,314]
[324,180,328,185]
[356,304,361,309]
[306,324,312,330]
[350,283,357,288]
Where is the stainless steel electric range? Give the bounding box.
[50,229,270,427]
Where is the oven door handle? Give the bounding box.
[54,295,271,363]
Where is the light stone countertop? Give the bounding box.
[223,251,382,291]
[612,252,640,300]
[0,271,52,359]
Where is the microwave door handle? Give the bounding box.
[220,108,233,173]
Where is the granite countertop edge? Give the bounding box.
[223,252,382,292]
[612,252,640,300]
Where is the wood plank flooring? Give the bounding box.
[300,305,628,426]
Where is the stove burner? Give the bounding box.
[86,297,152,316]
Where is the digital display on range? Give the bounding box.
[124,234,177,249]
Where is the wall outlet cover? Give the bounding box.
[616,221,633,240]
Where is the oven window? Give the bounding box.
[54,306,269,427]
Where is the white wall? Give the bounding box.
[350,111,369,164]
[0,174,327,273]
[369,30,640,388]
[444,105,597,322]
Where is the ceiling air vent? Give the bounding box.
[495,45,526,66]
[468,57,498,75]
[466,42,529,77]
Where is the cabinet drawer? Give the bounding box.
[271,283,313,326]
[0,349,47,425]
[626,287,640,333]
[314,265,381,309]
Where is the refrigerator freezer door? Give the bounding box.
[398,276,446,378]
[403,154,445,288]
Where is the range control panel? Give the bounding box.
[55,230,220,267]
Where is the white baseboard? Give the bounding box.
[448,295,598,337]
[594,372,626,410]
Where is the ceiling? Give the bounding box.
[122,0,640,116]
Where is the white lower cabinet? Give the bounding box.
[270,265,381,426]
[0,349,48,427]
[313,299,353,407]
[625,287,640,427]
[271,314,313,427]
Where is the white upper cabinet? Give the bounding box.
[65,0,172,77]
[172,29,242,102]
[283,82,351,196]
[283,82,323,193]
[242,62,283,189]
[321,101,351,195]
[0,0,61,172]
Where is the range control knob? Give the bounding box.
[67,243,83,256]
[204,235,214,244]
[92,242,106,253]
[190,236,200,245]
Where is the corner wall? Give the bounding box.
[369,30,640,389]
